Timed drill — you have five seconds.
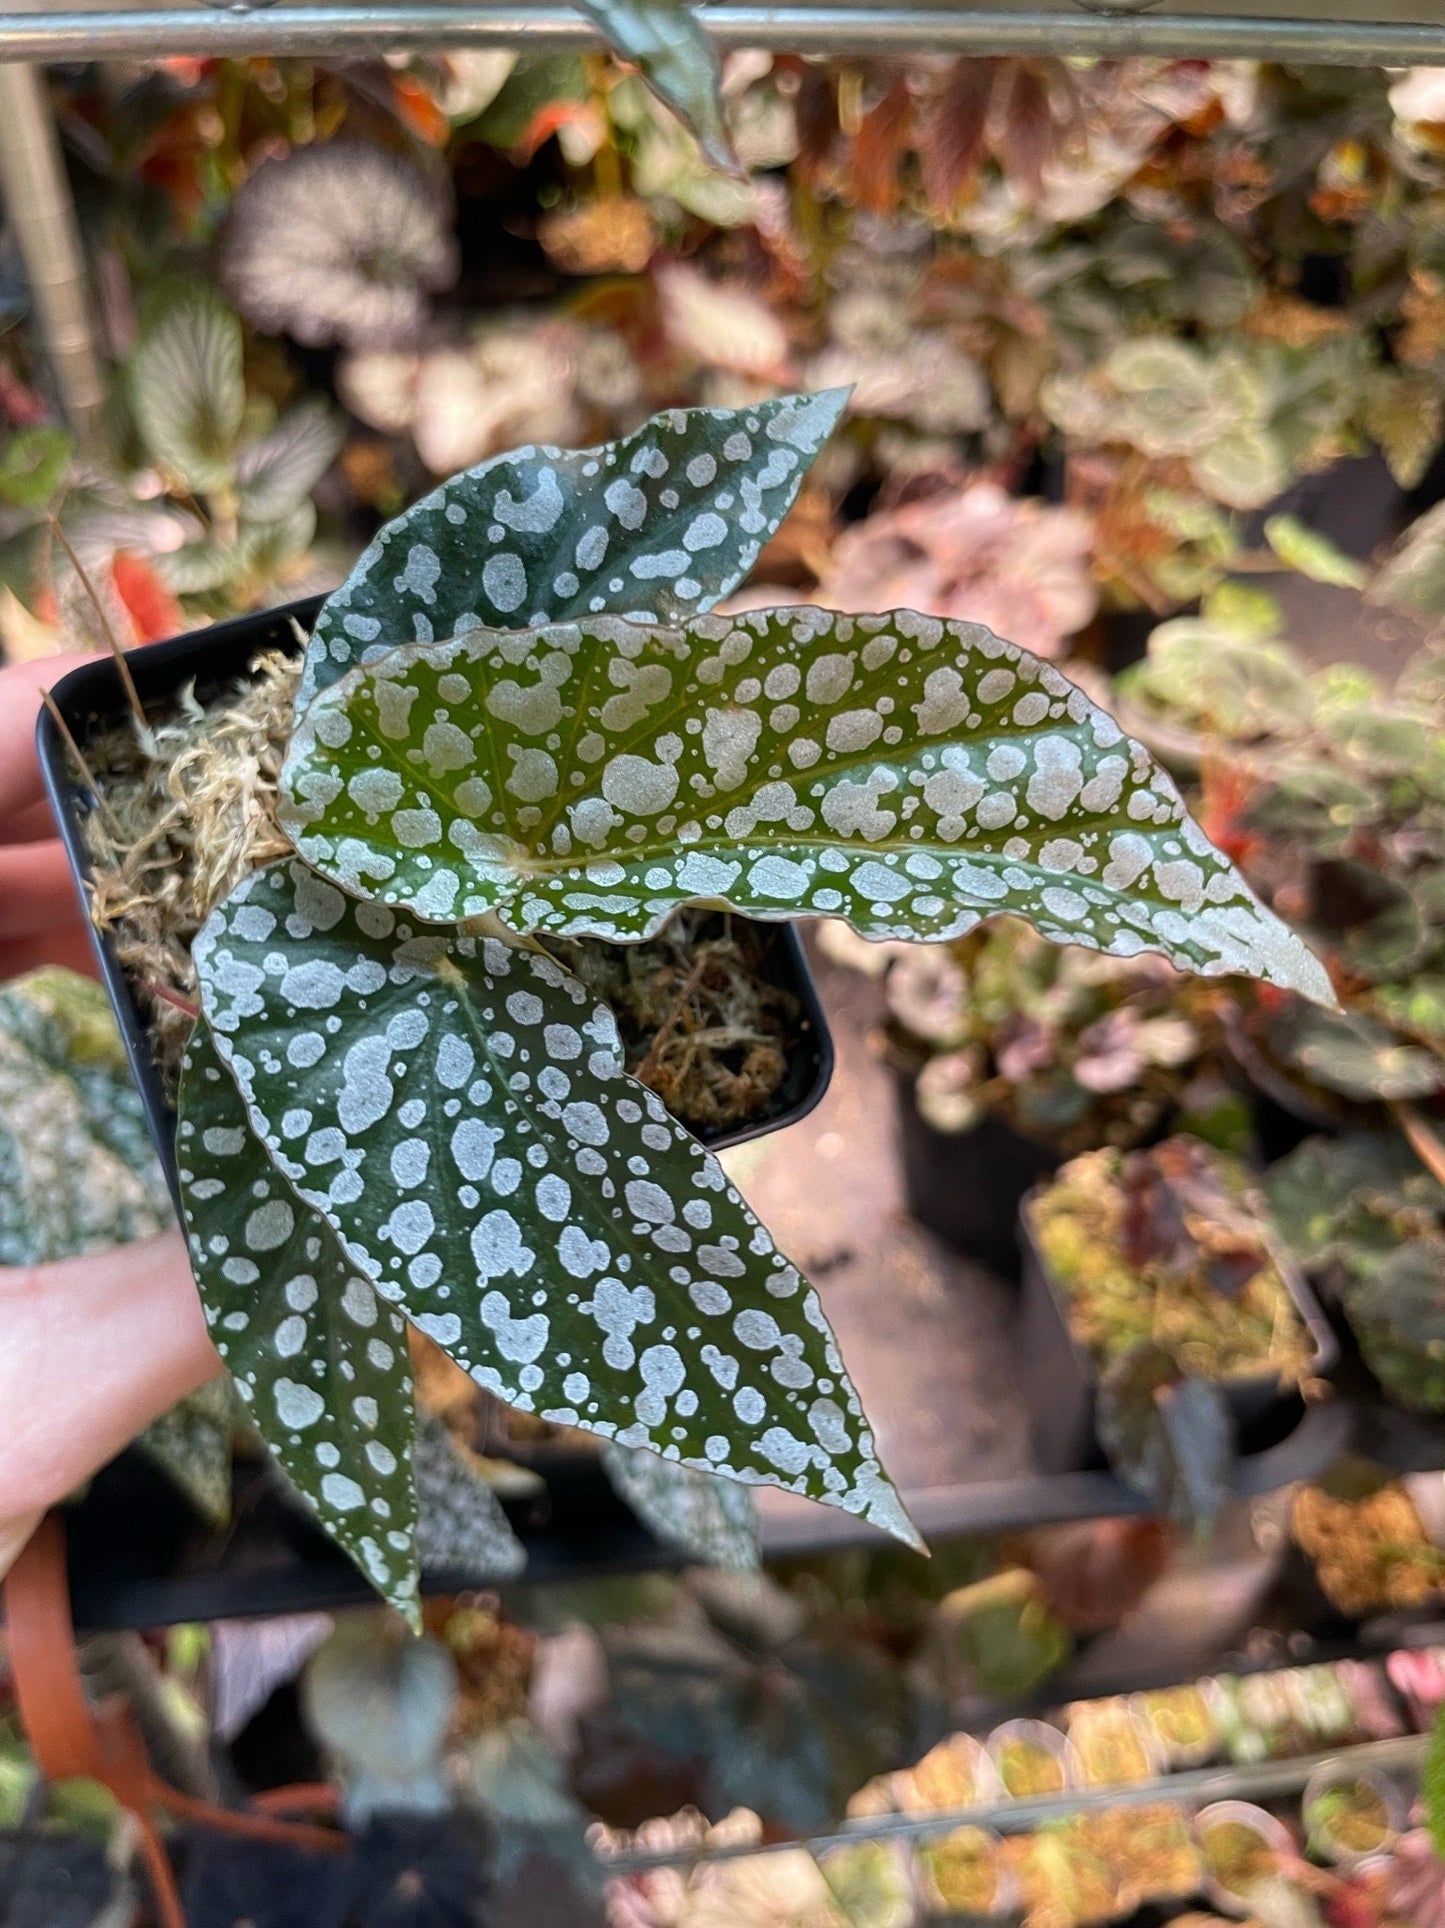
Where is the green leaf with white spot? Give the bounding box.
[281,607,1333,1003]
[577,0,738,176]
[296,391,848,709]
[177,1023,421,1624]
[601,1440,759,1569]
[187,859,917,1550]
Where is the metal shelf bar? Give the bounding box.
[1,6,1443,63]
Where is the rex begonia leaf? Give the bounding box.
[281,606,1333,1002]
[187,859,916,1549]
[177,1023,422,1623]
[296,391,848,709]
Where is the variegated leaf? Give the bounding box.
[295,391,848,708]
[601,1440,759,1569]
[414,1411,528,1579]
[138,1378,239,1527]
[187,859,917,1549]
[281,608,1332,1001]
[130,287,246,495]
[177,1024,422,1624]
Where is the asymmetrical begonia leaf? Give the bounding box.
[177,1023,422,1622]
[281,607,1333,1001]
[601,1441,760,1569]
[186,859,917,1549]
[295,390,848,708]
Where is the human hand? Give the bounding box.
[0,650,109,980]
[0,653,221,1578]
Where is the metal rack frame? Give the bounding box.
[3,0,1445,425]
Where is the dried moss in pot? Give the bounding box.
[77,656,804,1138]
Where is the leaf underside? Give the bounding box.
[178,1023,422,1621]
[281,606,1332,1003]
[296,390,848,710]
[188,858,917,1549]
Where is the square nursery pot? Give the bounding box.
[38,596,835,1211]
[893,1070,1060,1283]
[1016,1192,1338,1478]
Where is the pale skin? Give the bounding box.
[0,654,220,1579]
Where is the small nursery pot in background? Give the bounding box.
[37,599,835,1205]
[893,1071,1059,1282]
[985,1719,1079,1800]
[1194,1800,1295,1915]
[1015,1184,1337,1479]
[1301,1761,1405,1866]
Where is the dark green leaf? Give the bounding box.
[296,391,848,707]
[189,859,917,1547]
[177,1023,421,1623]
[1096,1344,1234,1533]
[281,606,1333,1002]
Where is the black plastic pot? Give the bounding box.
[1016,1198,1339,1478]
[893,1072,1060,1282]
[37,596,835,1211]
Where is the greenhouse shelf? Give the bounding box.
[1,1,1444,64]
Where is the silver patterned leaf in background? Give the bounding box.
[281,608,1332,1001]
[601,1440,759,1569]
[295,390,848,707]
[178,1024,422,1623]
[414,1409,528,1580]
[187,859,917,1549]
[129,286,246,495]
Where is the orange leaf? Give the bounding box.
[110,551,184,646]
[846,76,913,216]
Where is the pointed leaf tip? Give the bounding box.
[190,860,917,1551]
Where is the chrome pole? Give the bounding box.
[0,62,106,442]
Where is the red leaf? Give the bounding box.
[847,76,913,216]
[919,58,997,214]
[993,61,1056,196]
[110,551,183,646]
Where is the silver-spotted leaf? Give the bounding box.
[177,1024,421,1623]
[191,859,917,1548]
[600,1440,759,1569]
[138,1378,239,1527]
[281,607,1333,1001]
[0,967,172,1263]
[414,1410,528,1580]
[577,0,738,175]
[296,391,847,708]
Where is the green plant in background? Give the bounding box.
[131,390,1331,1621]
[1119,604,1445,1114]
[1267,1131,1445,1413]
[35,286,345,642]
[1032,1137,1317,1528]
[863,913,1230,1155]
